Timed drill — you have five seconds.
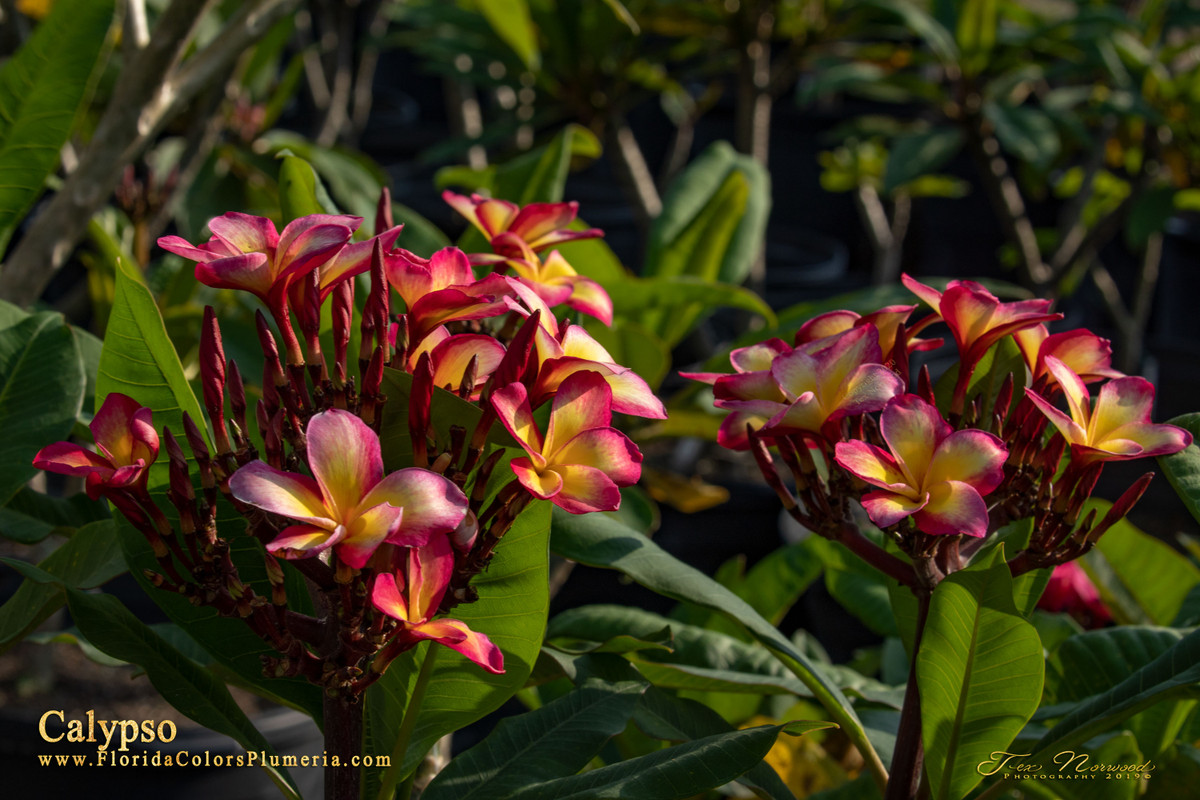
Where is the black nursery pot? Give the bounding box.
[0,706,323,800]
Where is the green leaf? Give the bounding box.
[0,487,109,544]
[859,0,958,64]
[505,720,828,800]
[1161,415,1200,528]
[476,0,541,70]
[1029,627,1200,765]
[364,501,552,791]
[1049,732,1145,800]
[422,678,647,800]
[933,336,1026,421]
[883,128,965,194]
[0,0,117,255]
[0,309,87,505]
[1127,186,1177,251]
[262,133,387,223]
[985,102,1060,172]
[632,687,799,800]
[645,141,771,286]
[0,519,123,652]
[549,509,883,778]
[808,535,899,638]
[918,547,1045,800]
[604,275,776,349]
[1085,500,1200,626]
[956,0,998,74]
[1047,627,1188,704]
[278,154,328,222]
[6,560,300,799]
[95,256,210,490]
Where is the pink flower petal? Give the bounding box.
[275,218,358,283]
[371,572,410,622]
[553,428,643,487]
[1043,356,1092,429]
[316,224,405,296]
[535,357,667,419]
[861,489,928,529]
[413,618,505,674]
[834,441,910,492]
[266,524,341,558]
[544,371,613,453]
[509,201,579,244]
[562,276,613,325]
[341,502,404,567]
[406,535,455,622]
[714,400,788,450]
[491,382,544,456]
[925,429,1008,495]
[305,410,384,520]
[194,253,274,298]
[915,479,990,537]
[90,393,157,466]
[901,273,944,310]
[552,463,623,513]
[33,442,114,477]
[1025,388,1087,446]
[359,468,468,547]
[158,235,233,263]
[229,460,334,528]
[880,395,951,489]
[208,213,279,254]
[730,339,792,372]
[429,334,506,397]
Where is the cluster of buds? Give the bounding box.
[689,274,1192,596]
[34,191,664,697]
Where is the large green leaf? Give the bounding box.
[644,141,771,286]
[422,677,647,800]
[1160,414,1200,528]
[985,101,1060,172]
[955,0,998,75]
[632,687,800,800]
[604,275,776,349]
[364,501,552,793]
[5,559,300,799]
[95,256,210,487]
[0,519,123,653]
[918,548,1044,800]
[808,536,899,638]
[548,509,884,783]
[503,721,827,800]
[0,308,87,505]
[0,0,117,255]
[0,486,109,544]
[1028,628,1200,764]
[1047,627,1188,704]
[1084,500,1200,626]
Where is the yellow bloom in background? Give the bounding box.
[740,715,850,797]
[16,0,52,19]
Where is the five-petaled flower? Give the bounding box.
[834,394,1008,537]
[443,191,601,255]
[492,371,642,513]
[1025,356,1192,464]
[372,534,504,674]
[759,326,904,441]
[34,393,159,500]
[230,409,467,568]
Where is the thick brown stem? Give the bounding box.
[323,691,363,800]
[886,587,932,800]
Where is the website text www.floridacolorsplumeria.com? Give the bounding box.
[34,710,389,769]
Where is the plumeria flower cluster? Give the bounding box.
[689,274,1192,594]
[34,191,660,696]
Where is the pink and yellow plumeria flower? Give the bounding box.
[681,338,792,450]
[794,305,942,359]
[230,409,467,568]
[1013,325,1122,385]
[372,534,504,674]
[492,371,642,514]
[443,191,602,254]
[901,274,1061,373]
[498,246,614,325]
[383,247,513,345]
[34,393,159,500]
[159,212,362,306]
[1025,356,1192,463]
[760,326,904,440]
[835,394,1008,537]
[505,280,665,419]
[400,325,506,399]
